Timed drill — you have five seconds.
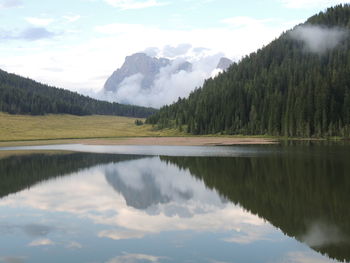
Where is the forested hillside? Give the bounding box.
[0,69,156,117]
[147,4,350,137]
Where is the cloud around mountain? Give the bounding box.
[99,45,232,108]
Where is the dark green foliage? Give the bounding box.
[161,142,350,262]
[0,69,157,118]
[0,152,143,199]
[134,119,144,126]
[147,4,350,137]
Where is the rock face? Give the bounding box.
[104,53,192,92]
[217,57,233,71]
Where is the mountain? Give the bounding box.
[0,69,156,117]
[217,57,232,71]
[104,53,192,93]
[147,4,350,138]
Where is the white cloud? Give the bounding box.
[25,17,55,26]
[63,15,81,23]
[221,16,275,28]
[289,25,348,53]
[1,16,297,99]
[103,0,167,9]
[0,0,22,9]
[279,0,349,9]
[28,238,55,247]
[100,53,222,108]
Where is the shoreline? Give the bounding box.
[0,137,278,147]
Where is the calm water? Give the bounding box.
[0,142,349,263]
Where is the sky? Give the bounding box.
[0,0,349,99]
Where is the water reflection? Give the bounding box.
[0,148,349,263]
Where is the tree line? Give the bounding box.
[0,69,157,118]
[147,4,350,137]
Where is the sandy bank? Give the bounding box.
[0,137,278,147]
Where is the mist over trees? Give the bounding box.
[147,5,350,137]
[0,69,156,118]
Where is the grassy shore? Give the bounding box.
[0,113,184,142]
[0,113,280,147]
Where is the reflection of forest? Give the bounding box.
[1,145,349,262]
[0,152,143,199]
[161,151,350,263]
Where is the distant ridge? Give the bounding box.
[147,4,350,137]
[0,69,156,117]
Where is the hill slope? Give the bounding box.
[147,4,350,137]
[0,69,156,117]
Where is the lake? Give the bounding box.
[0,142,349,263]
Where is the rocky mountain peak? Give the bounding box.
[104,52,192,93]
[217,57,233,71]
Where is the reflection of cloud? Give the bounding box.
[0,256,26,263]
[23,223,53,237]
[223,226,270,244]
[0,222,54,238]
[277,251,339,263]
[300,221,347,248]
[66,241,82,249]
[0,157,269,244]
[106,253,165,263]
[98,229,145,240]
[28,238,55,247]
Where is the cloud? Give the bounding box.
[279,0,348,9]
[20,27,56,41]
[279,0,349,9]
[0,0,22,9]
[103,0,167,9]
[63,15,81,23]
[100,52,222,108]
[162,43,192,58]
[2,16,294,97]
[289,25,348,53]
[221,16,275,28]
[106,253,165,263]
[143,47,160,57]
[25,17,54,26]
[0,27,56,41]
[28,238,55,247]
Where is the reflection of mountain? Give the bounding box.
[161,144,350,262]
[0,152,143,199]
[105,169,170,210]
[104,160,193,210]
